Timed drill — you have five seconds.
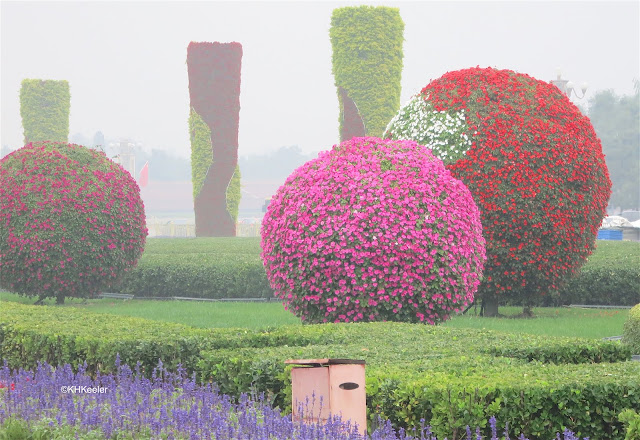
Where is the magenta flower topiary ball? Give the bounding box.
[0,141,147,302]
[261,137,486,324]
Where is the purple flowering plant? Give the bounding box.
[261,137,486,324]
[0,360,590,440]
[0,141,147,303]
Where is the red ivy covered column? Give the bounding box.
[187,42,242,237]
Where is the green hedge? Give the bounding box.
[114,238,270,298]
[551,241,640,306]
[196,327,635,440]
[623,304,640,354]
[1,303,637,439]
[112,238,639,304]
[330,6,404,139]
[114,253,271,298]
[20,79,70,144]
[508,241,640,307]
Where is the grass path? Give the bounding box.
[0,291,628,338]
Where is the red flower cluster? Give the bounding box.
[0,142,147,302]
[0,382,15,391]
[395,67,611,305]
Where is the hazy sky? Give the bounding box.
[2,1,639,160]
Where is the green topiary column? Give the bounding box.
[20,79,70,144]
[330,6,404,141]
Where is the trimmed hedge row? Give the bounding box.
[1,303,637,439]
[624,304,640,354]
[551,266,640,307]
[543,241,640,307]
[112,238,639,305]
[198,336,636,439]
[113,238,271,299]
[114,253,271,299]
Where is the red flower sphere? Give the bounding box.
[261,137,486,324]
[0,142,147,303]
[385,67,611,306]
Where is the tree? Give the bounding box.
[588,87,640,211]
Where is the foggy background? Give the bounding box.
[1,1,639,221]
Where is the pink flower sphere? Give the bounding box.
[0,141,147,303]
[261,137,486,324]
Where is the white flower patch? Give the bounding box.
[384,95,472,165]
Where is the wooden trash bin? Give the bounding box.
[285,358,366,435]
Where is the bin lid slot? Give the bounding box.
[285,358,365,366]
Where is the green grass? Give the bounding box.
[442,304,629,339]
[0,291,628,338]
[583,239,640,267]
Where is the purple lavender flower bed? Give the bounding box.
[0,359,589,440]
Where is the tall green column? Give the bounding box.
[20,79,70,144]
[330,6,404,141]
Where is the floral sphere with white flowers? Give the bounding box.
[260,137,486,324]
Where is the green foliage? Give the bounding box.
[1,302,637,438]
[226,164,241,223]
[195,324,636,440]
[0,417,120,440]
[330,6,404,138]
[588,88,640,210]
[115,252,271,299]
[118,238,638,304]
[553,266,640,306]
[485,336,631,363]
[19,79,70,144]
[623,304,640,354]
[0,301,211,376]
[503,241,640,307]
[619,409,640,440]
[114,238,270,299]
[189,108,213,199]
[143,237,260,255]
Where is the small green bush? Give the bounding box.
[623,304,640,354]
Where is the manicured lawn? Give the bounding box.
[442,304,629,339]
[0,291,628,338]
